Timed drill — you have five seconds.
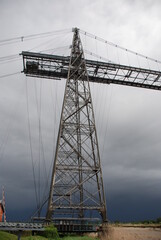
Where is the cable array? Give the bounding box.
[0,28,72,47]
[80,29,161,65]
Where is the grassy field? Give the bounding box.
[0,231,97,240]
[0,231,17,240]
[22,236,48,240]
[62,237,96,240]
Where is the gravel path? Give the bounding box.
[104,226,161,240]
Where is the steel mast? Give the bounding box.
[46,28,107,223]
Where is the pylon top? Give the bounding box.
[72,27,79,33]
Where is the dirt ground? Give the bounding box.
[102,226,161,240]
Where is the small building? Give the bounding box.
[0,200,4,222]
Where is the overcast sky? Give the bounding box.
[1,0,161,223]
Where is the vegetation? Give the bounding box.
[0,230,98,240]
[113,217,161,225]
[22,236,97,240]
[42,224,59,239]
[132,217,161,225]
[22,236,47,240]
[0,231,17,240]
[62,236,97,240]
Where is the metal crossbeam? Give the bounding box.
[0,222,44,231]
[0,221,98,234]
[21,51,161,90]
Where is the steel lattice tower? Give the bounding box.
[22,27,161,228]
[46,28,107,223]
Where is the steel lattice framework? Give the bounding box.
[22,28,107,223]
[46,28,107,222]
[22,53,161,91]
[21,28,161,225]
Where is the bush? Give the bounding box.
[43,224,59,239]
[156,217,161,223]
[114,220,120,224]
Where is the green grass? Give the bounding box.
[0,231,98,240]
[22,236,97,240]
[0,231,17,240]
[62,236,97,240]
[22,236,47,240]
[0,231,47,240]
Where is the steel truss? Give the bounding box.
[22,53,161,91]
[22,28,107,223]
[21,28,161,225]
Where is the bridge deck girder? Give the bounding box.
[21,51,161,91]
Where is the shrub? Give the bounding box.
[156,217,161,223]
[43,224,59,239]
[114,220,120,224]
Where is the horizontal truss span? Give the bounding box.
[0,222,44,231]
[21,51,161,91]
[51,205,102,210]
[0,221,98,233]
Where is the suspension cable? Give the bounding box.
[25,77,39,211]
[80,29,161,64]
[0,72,21,78]
[0,28,72,47]
[84,49,113,63]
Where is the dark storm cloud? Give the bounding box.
[0,0,161,222]
[94,84,161,221]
